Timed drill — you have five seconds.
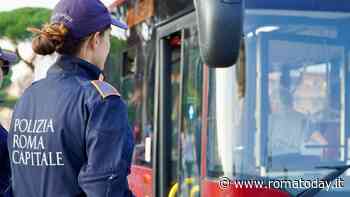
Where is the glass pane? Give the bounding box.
[206,2,350,195]
[156,0,194,21]
[179,27,202,197]
[169,36,182,187]
[267,50,342,170]
[122,44,155,167]
[206,41,247,179]
[207,65,245,178]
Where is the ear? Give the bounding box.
[89,32,102,49]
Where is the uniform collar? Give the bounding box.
[48,55,103,80]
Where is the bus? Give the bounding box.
[107,0,350,196]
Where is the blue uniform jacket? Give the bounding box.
[0,124,11,196]
[7,55,134,197]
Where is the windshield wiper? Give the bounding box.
[297,165,350,197]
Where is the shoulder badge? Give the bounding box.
[91,80,120,99]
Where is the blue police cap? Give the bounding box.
[0,48,17,66]
[51,0,128,41]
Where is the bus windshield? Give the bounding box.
[206,2,350,195]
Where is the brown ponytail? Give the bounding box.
[28,23,110,56]
[28,23,68,55]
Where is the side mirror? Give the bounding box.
[194,0,243,67]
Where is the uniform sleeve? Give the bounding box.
[0,126,11,194]
[78,96,135,197]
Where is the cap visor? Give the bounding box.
[1,50,17,64]
[110,15,128,30]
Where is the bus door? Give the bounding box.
[156,11,203,197]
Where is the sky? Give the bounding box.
[0,0,116,11]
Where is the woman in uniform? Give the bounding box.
[7,0,134,196]
[0,47,17,197]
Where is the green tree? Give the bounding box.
[0,7,51,42]
[0,8,51,107]
[105,37,127,89]
[0,8,51,69]
[0,8,127,106]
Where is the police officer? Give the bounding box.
[7,0,134,196]
[0,48,17,197]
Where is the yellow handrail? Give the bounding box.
[190,185,200,197]
[168,183,179,197]
[168,177,198,197]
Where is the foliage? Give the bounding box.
[0,8,51,108]
[105,37,127,88]
[0,8,127,108]
[0,7,51,41]
[110,37,128,66]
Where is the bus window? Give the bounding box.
[179,27,203,196]
[261,36,345,172]
[157,0,194,21]
[236,41,246,99]
[267,61,340,170]
[122,44,155,167]
[167,33,182,187]
[244,3,349,194]
[206,4,350,196]
[207,46,246,178]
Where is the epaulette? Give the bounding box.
[91,80,120,99]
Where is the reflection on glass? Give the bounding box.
[179,27,202,197]
[156,0,193,21]
[122,44,155,167]
[207,65,244,179]
[267,62,338,170]
[169,39,181,186]
[206,4,350,194]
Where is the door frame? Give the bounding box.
[154,11,197,197]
